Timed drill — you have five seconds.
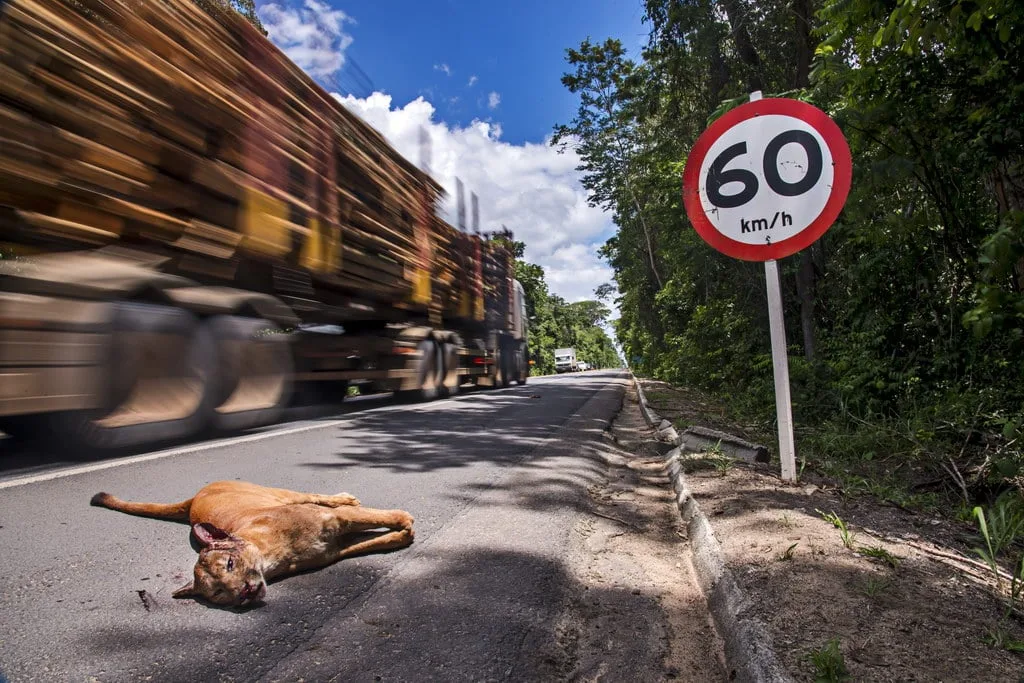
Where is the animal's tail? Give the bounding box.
[90,491,193,522]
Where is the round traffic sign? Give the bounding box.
[682,98,852,261]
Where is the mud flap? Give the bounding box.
[205,315,293,433]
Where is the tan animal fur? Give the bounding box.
[90,480,414,606]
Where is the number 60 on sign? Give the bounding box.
[682,98,852,262]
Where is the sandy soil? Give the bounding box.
[641,378,1024,682]
[543,383,728,681]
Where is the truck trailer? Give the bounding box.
[0,0,530,450]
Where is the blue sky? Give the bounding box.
[332,1,647,144]
[255,0,647,310]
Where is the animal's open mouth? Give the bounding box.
[238,582,266,604]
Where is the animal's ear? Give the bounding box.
[192,522,231,547]
[172,581,197,599]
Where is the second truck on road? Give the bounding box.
[554,348,579,374]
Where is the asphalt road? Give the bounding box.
[0,371,630,682]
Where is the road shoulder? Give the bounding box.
[637,375,1024,682]
[539,379,727,681]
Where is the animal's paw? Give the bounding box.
[332,493,361,506]
[396,512,414,530]
[90,492,114,507]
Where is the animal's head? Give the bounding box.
[172,523,266,606]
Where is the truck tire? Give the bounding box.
[205,315,293,432]
[516,344,529,385]
[48,302,219,452]
[439,334,462,398]
[397,337,444,402]
[498,348,512,389]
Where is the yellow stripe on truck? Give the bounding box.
[300,216,324,272]
[239,185,290,257]
[411,267,431,305]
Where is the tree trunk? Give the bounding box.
[797,248,817,361]
[630,191,664,290]
[707,7,731,108]
[987,157,1024,290]
[793,0,815,89]
[718,0,763,91]
[793,0,817,361]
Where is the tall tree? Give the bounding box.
[553,39,664,289]
[557,0,1024,488]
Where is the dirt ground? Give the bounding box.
[545,383,728,680]
[640,378,1024,682]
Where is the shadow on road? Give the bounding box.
[75,547,684,682]
[0,373,615,478]
[303,375,624,516]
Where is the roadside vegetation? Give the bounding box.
[553,0,1024,513]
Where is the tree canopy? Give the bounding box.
[555,0,1024,499]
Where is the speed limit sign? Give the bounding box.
[683,98,851,261]
[681,94,852,483]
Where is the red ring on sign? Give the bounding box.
[682,98,852,262]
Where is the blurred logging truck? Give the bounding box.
[0,0,530,449]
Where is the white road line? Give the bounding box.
[0,418,348,490]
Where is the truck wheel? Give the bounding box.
[517,347,529,385]
[48,303,219,452]
[398,337,444,402]
[206,316,293,432]
[440,336,461,398]
[498,349,512,389]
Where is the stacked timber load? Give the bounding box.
[482,230,514,333]
[0,0,468,311]
[427,214,463,320]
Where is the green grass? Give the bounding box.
[983,625,1024,653]
[857,545,901,569]
[860,576,891,598]
[805,637,850,682]
[704,440,735,476]
[817,510,857,549]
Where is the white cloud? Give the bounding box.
[467,75,478,87]
[259,0,354,76]
[487,91,501,110]
[333,92,616,313]
[433,63,452,76]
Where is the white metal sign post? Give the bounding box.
[682,92,852,482]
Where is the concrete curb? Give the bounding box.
[633,374,793,683]
[633,375,769,464]
[679,426,770,464]
[632,373,680,444]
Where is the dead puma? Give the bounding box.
[90,480,414,606]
